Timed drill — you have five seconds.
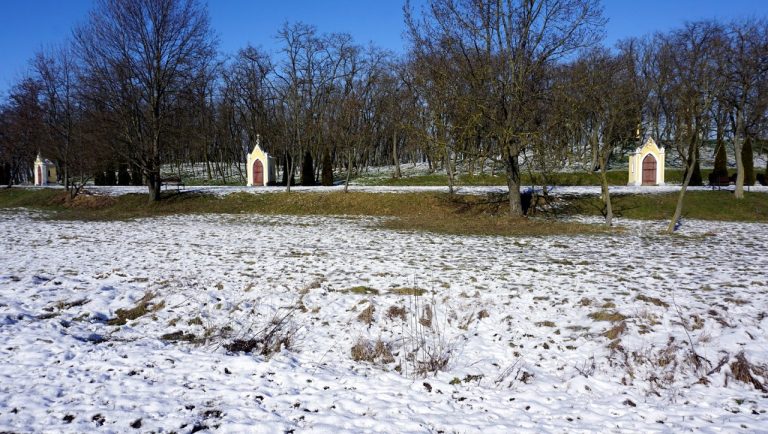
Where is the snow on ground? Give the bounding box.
[1,210,767,433]
[17,183,768,197]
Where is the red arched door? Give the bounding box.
[253,160,264,186]
[642,154,656,185]
[37,166,42,185]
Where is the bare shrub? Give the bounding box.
[224,309,298,357]
[399,295,458,377]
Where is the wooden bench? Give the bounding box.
[161,177,184,191]
[710,176,730,190]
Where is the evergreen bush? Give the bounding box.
[301,150,315,186]
[321,149,333,186]
[117,164,131,185]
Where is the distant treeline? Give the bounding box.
[0,0,766,211]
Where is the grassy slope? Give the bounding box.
[565,191,768,222]
[361,168,716,187]
[2,187,765,235]
[0,188,608,237]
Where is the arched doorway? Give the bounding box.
[37,166,42,185]
[253,160,264,186]
[642,154,656,185]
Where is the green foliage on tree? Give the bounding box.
[130,163,143,186]
[94,171,106,186]
[712,141,728,177]
[104,162,117,185]
[117,163,131,185]
[301,151,315,186]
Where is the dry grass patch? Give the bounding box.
[636,294,669,308]
[723,297,750,306]
[160,331,198,343]
[351,338,395,364]
[419,305,433,328]
[729,352,768,392]
[357,304,376,325]
[341,286,380,295]
[108,292,164,326]
[588,310,627,322]
[604,321,627,340]
[386,305,407,321]
[390,287,426,296]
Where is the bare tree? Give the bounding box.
[0,78,45,187]
[74,0,216,201]
[723,19,768,198]
[33,45,99,199]
[568,47,643,226]
[657,22,725,232]
[406,0,605,216]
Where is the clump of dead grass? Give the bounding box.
[386,305,407,321]
[391,287,426,296]
[342,286,380,295]
[636,294,669,308]
[357,304,376,325]
[604,321,627,340]
[108,292,164,326]
[729,352,768,392]
[419,305,433,328]
[588,310,627,322]
[351,338,395,364]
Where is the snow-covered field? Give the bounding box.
[1,210,767,433]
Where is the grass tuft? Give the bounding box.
[636,294,669,308]
[386,305,407,321]
[357,304,376,325]
[390,287,426,296]
[604,321,627,340]
[342,286,380,295]
[588,310,627,322]
[108,292,164,326]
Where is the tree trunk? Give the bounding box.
[344,147,354,193]
[445,146,455,195]
[685,139,703,186]
[734,112,745,199]
[393,130,401,179]
[148,171,161,202]
[504,149,523,217]
[667,152,697,233]
[599,156,613,227]
[286,159,295,193]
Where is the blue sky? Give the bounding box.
[1,0,767,97]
